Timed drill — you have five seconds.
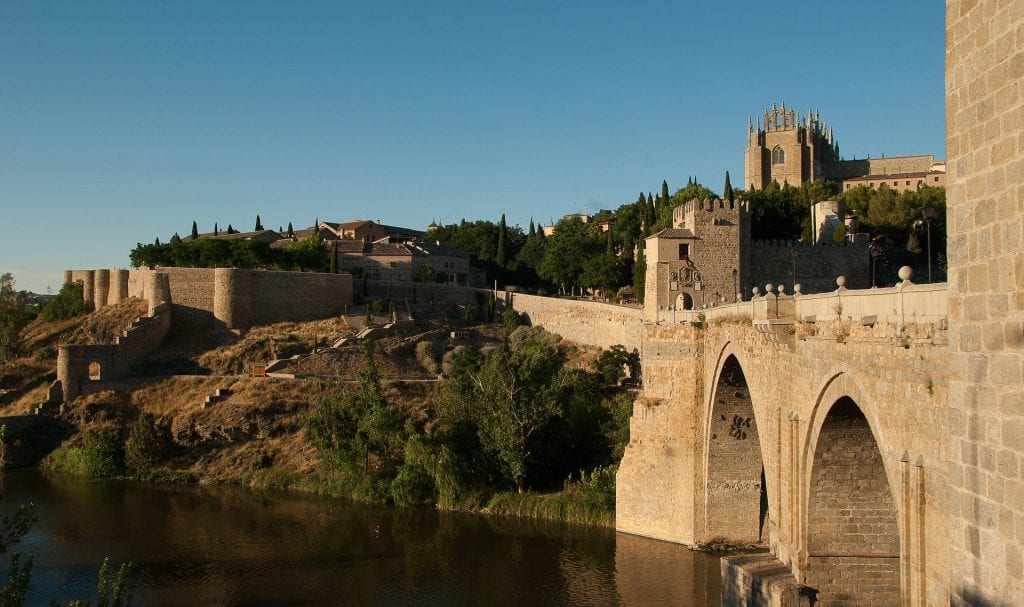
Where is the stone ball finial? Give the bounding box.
[778,284,786,294]
[898,266,913,282]
[752,286,761,297]
[794,283,802,294]
[836,276,846,288]
[765,283,774,294]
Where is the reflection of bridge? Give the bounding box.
[616,277,949,605]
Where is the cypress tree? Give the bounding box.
[191,221,199,240]
[496,214,507,268]
[528,219,536,238]
[632,242,646,303]
[724,171,734,203]
[255,215,263,231]
[330,241,338,273]
[214,223,219,236]
[170,232,181,244]
[154,237,161,246]
[661,179,669,202]
[606,229,614,255]
[288,222,294,237]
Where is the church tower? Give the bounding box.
[744,102,839,190]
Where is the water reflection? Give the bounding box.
[0,471,724,606]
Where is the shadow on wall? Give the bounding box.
[953,589,1015,607]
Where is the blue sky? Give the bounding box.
[1,1,945,294]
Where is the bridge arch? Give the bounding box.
[702,344,770,545]
[801,372,902,605]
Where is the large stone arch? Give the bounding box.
[701,342,770,545]
[800,372,902,605]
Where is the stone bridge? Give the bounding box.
[615,277,949,606]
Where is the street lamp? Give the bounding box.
[921,201,936,283]
[868,241,881,287]
[732,268,738,302]
[790,249,798,291]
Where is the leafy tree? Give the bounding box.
[40,281,86,323]
[580,253,624,298]
[124,412,169,472]
[441,337,567,492]
[0,275,35,363]
[539,216,601,294]
[304,341,413,489]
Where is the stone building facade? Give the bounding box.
[643,198,869,318]
[745,102,945,192]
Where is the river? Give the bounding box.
[0,470,726,606]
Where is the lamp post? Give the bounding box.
[921,201,936,283]
[732,268,738,302]
[868,241,881,287]
[790,249,798,291]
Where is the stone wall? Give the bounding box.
[66,267,353,332]
[748,240,870,295]
[945,0,1024,602]
[56,273,172,401]
[509,293,644,351]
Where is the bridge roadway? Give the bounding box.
[615,279,949,606]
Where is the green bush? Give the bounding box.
[124,413,170,472]
[414,341,441,375]
[42,282,87,322]
[45,431,125,478]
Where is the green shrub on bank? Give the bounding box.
[484,489,614,528]
[41,281,86,322]
[44,431,125,478]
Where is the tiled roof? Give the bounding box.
[647,228,696,239]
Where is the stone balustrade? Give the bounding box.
[655,267,946,326]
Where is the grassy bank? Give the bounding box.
[239,468,615,528]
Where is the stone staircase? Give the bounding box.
[200,387,232,410]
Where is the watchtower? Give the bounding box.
[644,198,750,319]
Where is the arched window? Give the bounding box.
[772,146,785,164]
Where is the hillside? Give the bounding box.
[0,299,601,483]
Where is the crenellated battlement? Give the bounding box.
[672,197,749,230]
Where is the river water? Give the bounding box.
[0,470,725,606]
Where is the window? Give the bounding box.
[934,177,939,182]
[906,181,911,186]
[846,184,851,189]
[772,146,785,164]
[389,262,398,268]
[678,243,690,260]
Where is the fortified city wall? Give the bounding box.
[55,272,172,402]
[509,293,644,351]
[747,240,870,295]
[66,267,353,331]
